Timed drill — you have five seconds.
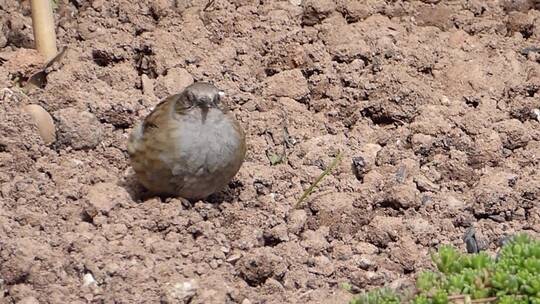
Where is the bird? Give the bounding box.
[127,82,246,200]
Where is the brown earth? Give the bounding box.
[1,0,540,303]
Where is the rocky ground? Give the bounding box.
[1,0,539,303]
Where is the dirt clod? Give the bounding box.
[237,247,286,286]
[54,108,103,150]
[161,279,198,304]
[84,182,131,216]
[263,69,309,100]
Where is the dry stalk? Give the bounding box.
[30,0,58,61]
[295,151,343,209]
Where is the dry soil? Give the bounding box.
[1,0,540,303]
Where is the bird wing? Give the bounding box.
[127,94,180,157]
[142,93,180,130]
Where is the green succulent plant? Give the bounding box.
[348,233,540,304]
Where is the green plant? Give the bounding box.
[349,233,540,304]
[350,288,401,304]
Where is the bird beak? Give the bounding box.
[200,103,209,124]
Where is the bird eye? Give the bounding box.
[186,91,196,102]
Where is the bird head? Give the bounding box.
[184,82,225,109]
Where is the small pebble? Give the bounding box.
[532,108,540,122]
[82,273,96,287]
[463,227,479,253]
[21,104,56,145]
[351,156,367,181]
[226,253,242,263]
[161,279,198,303]
[141,74,155,97]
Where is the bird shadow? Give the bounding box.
[206,179,243,204]
[119,170,155,203]
[120,170,243,206]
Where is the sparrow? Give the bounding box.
[127,82,246,200]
